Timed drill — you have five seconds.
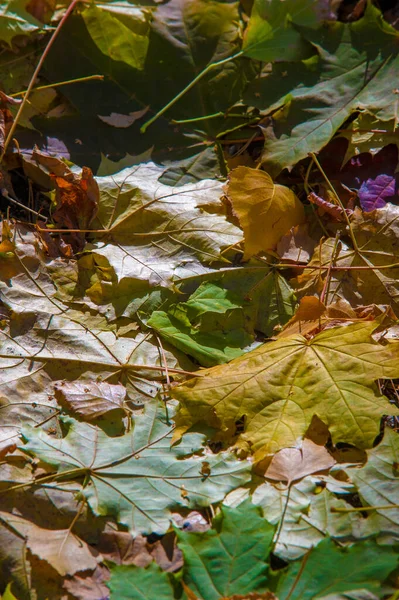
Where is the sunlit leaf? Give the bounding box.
[226,167,305,257]
[173,322,399,457]
[81,3,150,70]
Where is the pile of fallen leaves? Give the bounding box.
[1,0,399,598]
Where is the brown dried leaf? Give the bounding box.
[63,565,110,600]
[277,224,317,263]
[264,439,336,484]
[278,296,326,337]
[54,381,126,420]
[97,531,152,567]
[0,512,101,576]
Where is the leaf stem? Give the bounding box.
[331,504,399,513]
[10,74,104,97]
[140,51,244,133]
[0,0,80,162]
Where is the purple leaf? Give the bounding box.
[358,174,396,212]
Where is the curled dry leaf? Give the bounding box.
[225,166,305,258]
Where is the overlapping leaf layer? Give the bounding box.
[1,0,399,598]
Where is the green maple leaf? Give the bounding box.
[108,500,275,600]
[19,402,250,534]
[172,321,399,458]
[275,537,398,600]
[245,3,399,174]
[177,500,275,600]
[148,282,253,367]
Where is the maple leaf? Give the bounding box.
[177,501,275,600]
[172,322,399,457]
[343,427,399,538]
[19,402,251,534]
[89,163,242,288]
[225,167,305,257]
[245,4,399,173]
[275,537,398,600]
[252,476,358,560]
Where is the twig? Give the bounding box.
[2,190,48,222]
[320,231,341,304]
[0,0,80,161]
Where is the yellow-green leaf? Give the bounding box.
[172,322,399,458]
[226,167,305,258]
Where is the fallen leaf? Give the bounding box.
[177,501,275,600]
[278,296,326,338]
[253,477,358,560]
[54,381,127,420]
[98,108,149,128]
[276,224,317,263]
[0,512,101,576]
[226,166,305,257]
[264,439,336,484]
[81,4,150,71]
[63,566,110,600]
[97,531,152,567]
[358,173,397,212]
[19,401,251,534]
[275,537,398,600]
[343,427,399,538]
[245,4,399,173]
[172,321,399,457]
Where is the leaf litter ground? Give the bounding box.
[1,1,399,599]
